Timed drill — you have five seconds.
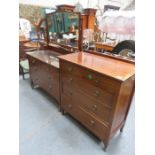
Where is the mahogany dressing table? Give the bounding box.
[27,50,61,104]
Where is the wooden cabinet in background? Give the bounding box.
[81,8,97,30]
[59,52,135,150]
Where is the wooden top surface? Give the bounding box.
[23,42,40,48]
[58,52,135,81]
[26,50,61,68]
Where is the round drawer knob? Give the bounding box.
[94,90,100,97]
[92,105,97,111]
[90,120,95,126]
[95,79,99,83]
[68,67,73,72]
[69,77,73,82]
[87,74,93,80]
[68,104,72,109]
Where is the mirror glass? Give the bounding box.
[47,12,79,49]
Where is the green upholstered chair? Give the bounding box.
[19,59,29,80]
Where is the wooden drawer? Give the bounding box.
[42,81,60,102]
[40,64,60,102]
[61,61,120,94]
[28,58,41,85]
[61,72,115,108]
[72,88,112,125]
[62,80,112,126]
[62,94,109,140]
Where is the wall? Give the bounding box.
[19,3,46,25]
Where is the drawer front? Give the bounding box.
[28,58,41,85]
[41,64,60,102]
[61,61,120,94]
[61,76,112,124]
[62,94,109,140]
[73,88,112,125]
[61,72,115,108]
[43,82,60,102]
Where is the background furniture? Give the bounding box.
[59,52,135,151]
[19,39,39,80]
[95,42,114,52]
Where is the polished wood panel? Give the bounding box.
[61,61,120,94]
[61,94,109,140]
[27,50,60,68]
[59,52,135,150]
[27,50,61,103]
[59,52,135,81]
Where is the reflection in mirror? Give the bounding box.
[19,18,32,41]
[38,19,47,43]
[47,12,79,49]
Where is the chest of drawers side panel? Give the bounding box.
[110,76,135,138]
[28,55,40,86]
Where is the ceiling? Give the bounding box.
[19,0,134,9]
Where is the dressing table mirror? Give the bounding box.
[45,5,81,52]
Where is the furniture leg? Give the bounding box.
[61,109,67,115]
[100,141,109,152]
[21,68,25,80]
[30,80,34,89]
[120,124,125,133]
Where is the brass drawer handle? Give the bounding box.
[68,67,73,72]
[90,120,95,126]
[95,79,99,83]
[69,77,73,82]
[68,104,72,109]
[49,85,52,89]
[94,90,100,97]
[92,105,97,111]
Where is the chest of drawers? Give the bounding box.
[27,50,61,104]
[59,52,135,150]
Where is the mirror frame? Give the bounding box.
[45,10,81,51]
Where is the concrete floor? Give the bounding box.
[19,75,135,155]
